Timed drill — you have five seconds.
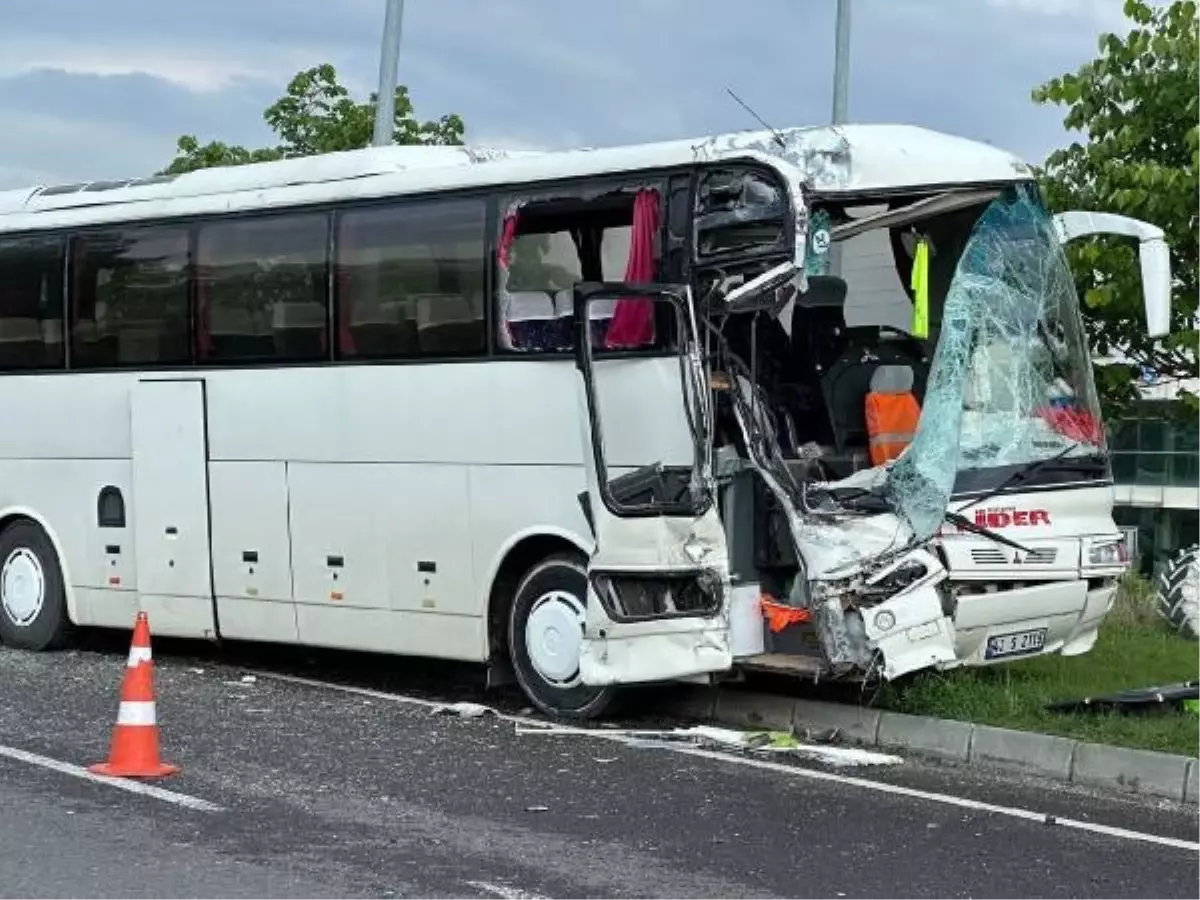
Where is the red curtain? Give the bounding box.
[604,189,660,349]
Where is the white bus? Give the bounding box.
[0,124,1171,717]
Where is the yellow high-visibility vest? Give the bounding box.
[911,238,930,339]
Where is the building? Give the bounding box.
[1110,373,1200,576]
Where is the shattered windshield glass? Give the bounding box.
[886,183,1104,539]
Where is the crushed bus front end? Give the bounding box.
[704,177,1148,685]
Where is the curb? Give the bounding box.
[661,685,1199,805]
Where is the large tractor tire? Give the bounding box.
[1157,544,1199,639]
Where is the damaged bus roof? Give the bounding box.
[0,123,1034,233]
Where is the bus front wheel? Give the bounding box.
[0,519,71,651]
[507,551,616,719]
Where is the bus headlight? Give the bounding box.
[1089,540,1128,565]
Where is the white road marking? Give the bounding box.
[517,722,904,768]
[248,670,447,709]
[466,880,547,899]
[670,746,1200,852]
[0,744,222,812]
[253,670,1199,853]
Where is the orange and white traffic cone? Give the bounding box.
[88,611,180,779]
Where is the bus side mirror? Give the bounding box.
[1052,211,1172,339]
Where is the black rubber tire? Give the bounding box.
[0,519,72,650]
[1157,544,1199,639]
[507,551,616,719]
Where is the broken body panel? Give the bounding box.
[572,129,1172,690]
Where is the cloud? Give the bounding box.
[0,0,1137,189]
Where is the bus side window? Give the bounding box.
[195,214,329,365]
[335,198,487,360]
[70,226,191,369]
[0,236,65,371]
[496,187,663,354]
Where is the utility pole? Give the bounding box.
[827,0,851,277]
[831,0,851,125]
[373,0,405,147]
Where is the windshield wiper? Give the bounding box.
[959,442,1089,513]
[944,510,1033,554]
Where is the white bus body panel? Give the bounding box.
[130,379,217,638]
[208,460,298,642]
[0,362,623,663]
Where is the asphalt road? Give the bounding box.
[0,637,1196,899]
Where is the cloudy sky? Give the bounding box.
[0,0,1137,190]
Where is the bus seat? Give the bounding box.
[865,364,921,466]
[272,301,327,360]
[500,290,558,352]
[40,319,63,367]
[784,275,847,444]
[789,275,848,377]
[0,317,47,368]
[555,289,615,349]
[209,306,273,361]
[350,297,418,357]
[416,293,484,355]
[71,320,118,368]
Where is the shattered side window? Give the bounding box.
[886,184,1104,539]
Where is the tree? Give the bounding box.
[1032,0,1198,416]
[161,64,464,174]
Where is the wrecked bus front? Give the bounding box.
[719,175,1165,684]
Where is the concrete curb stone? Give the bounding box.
[792,698,882,746]
[1072,741,1193,802]
[970,724,1076,781]
[877,710,973,761]
[659,686,1198,804]
[713,690,794,731]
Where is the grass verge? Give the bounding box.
[877,575,1199,756]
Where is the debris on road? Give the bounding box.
[514,722,903,768]
[432,701,497,718]
[1046,680,1199,715]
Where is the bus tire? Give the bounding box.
[507,551,616,720]
[0,519,71,651]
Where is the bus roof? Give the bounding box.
[0,123,1032,234]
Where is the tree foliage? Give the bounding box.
[161,63,464,175]
[1033,0,1198,416]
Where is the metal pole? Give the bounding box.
[373,0,405,147]
[827,0,851,277]
[831,0,851,125]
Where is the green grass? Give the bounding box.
[877,574,1200,756]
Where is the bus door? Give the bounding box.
[129,378,218,639]
[571,282,732,686]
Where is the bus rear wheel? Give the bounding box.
[0,519,71,651]
[507,552,616,719]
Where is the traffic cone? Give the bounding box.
[88,611,180,779]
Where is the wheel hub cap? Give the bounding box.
[525,589,586,687]
[2,548,45,627]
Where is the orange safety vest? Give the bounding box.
[865,390,921,466]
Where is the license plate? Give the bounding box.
[985,628,1047,660]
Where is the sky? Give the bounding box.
[0,0,1139,190]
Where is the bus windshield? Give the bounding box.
[886,183,1105,539]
